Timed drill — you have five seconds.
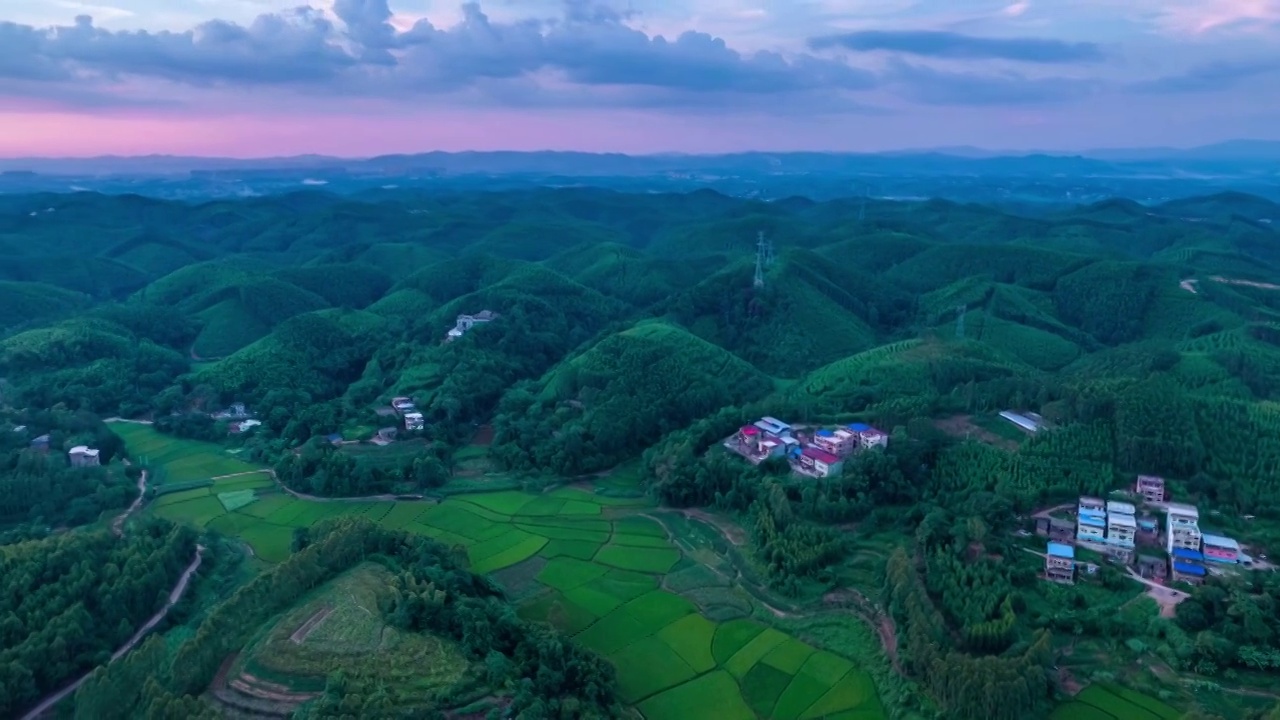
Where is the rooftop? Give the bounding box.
[1172,548,1204,561]
[1201,533,1240,550]
[1079,515,1106,527]
[1137,475,1165,486]
[1107,501,1136,516]
[1165,503,1199,518]
[847,423,871,432]
[1173,562,1207,576]
[1108,514,1137,528]
[1047,542,1075,559]
[740,425,759,436]
[816,429,834,437]
[760,416,791,429]
[802,446,840,464]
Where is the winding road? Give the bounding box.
[18,545,206,720]
[111,469,148,537]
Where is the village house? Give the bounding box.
[1137,555,1168,581]
[847,423,888,449]
[404,412,425,432]
[1165,503,1202,554]
[1106,501,1137,548]
[1045,542,1075,584]
[811,428,858,457]
[391,397,416,415]
[798,446,843,478]
[1077,497,1107,543]
[1136,475,1166,503]
[372,427,398,446]
[68,446,101,467]
[325,433,344,446]
[447,310,498,341]
[1201,534,1241,564]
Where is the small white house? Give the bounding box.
[404,412,425,431]
[68,446,101,467]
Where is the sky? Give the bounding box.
[0,0,1278,156]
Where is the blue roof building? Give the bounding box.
[848,423,871,432]
[1172,548,1204,562]
[326,433,343,443]
[1173,562,1206,577]
[1047,542,1075,559]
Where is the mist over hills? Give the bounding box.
[3,142,1278,204]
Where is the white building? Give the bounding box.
[1077,496,1107,543]
[68,446,101,467]
[404,412,425,431]
[448,310,498,340]
[1165,503,1202,554]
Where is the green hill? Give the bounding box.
[492,321,772,474]
[0,281,90,333]
[543,242,702,307]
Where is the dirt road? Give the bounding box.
[245,469,431,504]
[18,545,206,720]
[111,470,148,537]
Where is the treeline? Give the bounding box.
[1,519,197,719]
[1172,572,1280,676]
[273,438,450,496]
[0,409,133,527]
[74,517,620,719]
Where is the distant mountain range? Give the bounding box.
[0,141,1276,204]
[3,140,1279,177]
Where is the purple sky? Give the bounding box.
[1,0,1278,156]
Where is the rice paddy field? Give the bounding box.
[109,422,264,485]
[1050,684,1181,720]
[118,426,887,718]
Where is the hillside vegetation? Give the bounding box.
[6,187,1280,720]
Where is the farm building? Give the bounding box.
[755,417,792,436]
[1077,497,1107,543]
[1137,555,1168,581]
[1201,534,1241,563]
[1136,475,1166,503]
[68,446,100,467]
[29,434,50,453]
[798,447,843,478]
[1165,503,1202,554]
[999,410,1040,433]
[1045,542,1075,584]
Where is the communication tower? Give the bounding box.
[754,231,767,289]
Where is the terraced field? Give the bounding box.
[122,428,887,719]
[1051,684,1180,720]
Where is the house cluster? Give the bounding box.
[68,445,101,467]
[446,310,498,342]
[726,417,888,478]
[391,397,425,431]
[1038,474,1250,586]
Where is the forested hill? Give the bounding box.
[2,187,1280,428]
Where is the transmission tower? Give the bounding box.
[754,231,767,289]
[956,305,966,338]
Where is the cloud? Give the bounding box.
[1149,0,1280,34]
[884,60,1101,105]
[1130,58,1280,93]
[0,1,879,109]
[808,30,1103,63]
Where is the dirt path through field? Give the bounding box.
[18,545,205,720]
[933,415,1019,451]
[290,606,334,644]
[111,469,148,537]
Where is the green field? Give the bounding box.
[1051,684,1181,720]
[110,422,264,484]
[123,427,887,719]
